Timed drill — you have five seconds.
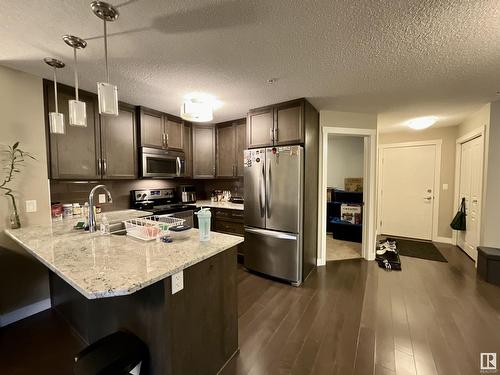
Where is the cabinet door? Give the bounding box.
[275,101,304,145]
[235,120,246,177]
[101,105,137,179]
[139,108,164,148]
[183,123,193,177]
[193,126,216,178]
[247,107,273,148]
[164,116,184,150]
[216,124,236,177]
[46,84,101,180]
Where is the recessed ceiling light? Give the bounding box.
[267,78,278,84]
[406,116,438,130]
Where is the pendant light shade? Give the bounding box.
[63,35,87,127]
[44,57,66,134]
[180,97,214,122]
[91,1,119,117]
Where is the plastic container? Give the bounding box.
[168,225,192,241]
[63,204,73,218]
[195,208,211,241]
[73,203,82,217]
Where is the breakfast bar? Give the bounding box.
[5,210,243,374]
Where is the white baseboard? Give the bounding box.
[0,298,51,327]
[434,236,454,245]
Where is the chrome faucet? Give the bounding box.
[88,184,113,233]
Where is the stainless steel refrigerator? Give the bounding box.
[243,146,304,285]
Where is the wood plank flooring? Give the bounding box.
[1,243,499,375]
[223,243,500,375]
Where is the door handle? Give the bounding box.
[176,157,181,176]
[266,161,272,218]
[424,196,432,200]
[259,162,265,217]
[245,227,297,240]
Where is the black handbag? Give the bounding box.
[450,198,467,231]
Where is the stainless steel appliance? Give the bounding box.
[140,147,185,178]
[130,188,195,227]
[243,146,304,286]
[179,185,197,203]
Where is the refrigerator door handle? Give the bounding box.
[266,160,272,218]
[259,161,265,217]
[245,227,298,240]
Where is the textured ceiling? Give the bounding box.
[1,0,499,130]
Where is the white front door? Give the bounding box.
[380,144,437,240]
[457,136,483,260]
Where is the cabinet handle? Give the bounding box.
[269,128,274,143]
[103,159,107,176]
[165,132,169,148]
[274,128,278,142]
[97,158,102,176]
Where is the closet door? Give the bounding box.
[457,136,483,261]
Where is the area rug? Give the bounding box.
[389,238,447,262]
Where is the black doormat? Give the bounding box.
[389,238,447,262]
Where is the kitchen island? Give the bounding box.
[5,210,243,374]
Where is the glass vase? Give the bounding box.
[9,210,21,229]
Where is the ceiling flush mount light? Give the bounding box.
[91,0,119,117]
[406,116,438,130]
[180,94,215,122]
[44,57,66,134]
[63,35,87,127]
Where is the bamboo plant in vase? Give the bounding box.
[1,142,35,229]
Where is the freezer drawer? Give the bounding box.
[244,227,301,284]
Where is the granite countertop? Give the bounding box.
[195,200,244,211]
[5,210,243,300]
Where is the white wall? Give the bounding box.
[327,136,364,189]
[0,65,51,326]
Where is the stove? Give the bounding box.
[130,188,196,215]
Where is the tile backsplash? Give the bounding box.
[50,178,244,211]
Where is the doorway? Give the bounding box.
[325,135,364,261]
[318,127,376,265]
[454,128,485,261]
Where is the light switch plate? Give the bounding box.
[172,271,184,294]
[98,194,106,204]
[442,184,449,191]
[25,200,37,213]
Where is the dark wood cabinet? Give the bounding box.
[192,125,216,178]
[183,122,193,177]
[247,107,273,148]
[138,107,184,151]
[216,118,246,178]
[44,80,138,180]
[247,98,306,148]
[101,104,138,179]
[46,86,101,180]
[212,208,244,259]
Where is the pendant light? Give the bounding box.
[44,57,66,134]
[63,35,87,127]
[91,1,119,117]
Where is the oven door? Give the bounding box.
[141,147,185,178]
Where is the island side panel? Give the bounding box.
[49,245,238,375]
[168,246,238,375]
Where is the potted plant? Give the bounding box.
[1,142,35,229]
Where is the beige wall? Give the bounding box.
[320,110,377,129]
[0,65,51,325]
[378,126,458,239]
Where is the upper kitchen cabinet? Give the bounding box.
[192,125,216,178]
[138,106,184,151]
[164,115,184,150]
[139,107,163,148]
[216,118,246,178]
[44,81,101,180]
[43,80,138,180]
[183,122,193,177]
[101,103,138,179]
[246,106,273,148]
[246,98,310,148]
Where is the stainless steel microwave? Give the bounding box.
[140,147,185,178]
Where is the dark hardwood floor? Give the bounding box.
[1,243,499,375]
